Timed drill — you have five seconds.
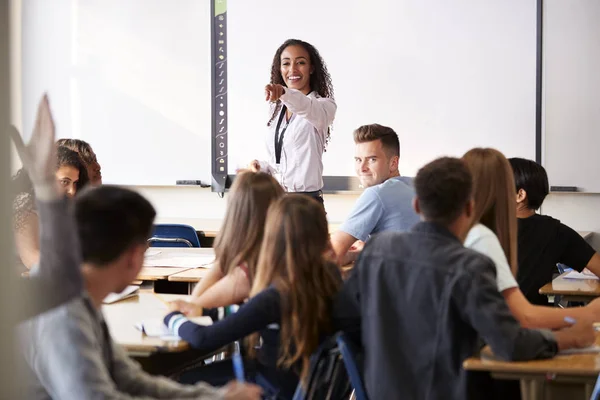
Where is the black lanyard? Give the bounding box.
[274,105,289,165]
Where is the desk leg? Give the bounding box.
[520,379,543,400]
[585,383,594,400]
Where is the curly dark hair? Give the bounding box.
[11,168,35,232]
[56,138,98,166]
[56,146,90,190]
[12,147,90,232]
[267,39,334,146]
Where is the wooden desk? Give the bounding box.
[139,248,215,281]
[137,267,190,281]
[464,336,600,400]
[103,291,190,356]
[144,247,215,267]
[539,272,600,303]
[168,268,212,283]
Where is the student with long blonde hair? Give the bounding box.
[164,195,359,399]
[173,171,284,314]
[462,148,600,328]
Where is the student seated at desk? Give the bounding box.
[508,157,600,305]
[342,156,594,400]
[165,195,361,399]
[463,148,600,328]
[10,95,84,319]
[329,124,419,265]
[13,145,89,269]
[56,138,103,185]
[181,171,283,312]
[19,185,261,400]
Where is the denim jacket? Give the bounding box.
[342,221,557,400]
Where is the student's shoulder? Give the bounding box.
[360,230,411,255]
[365,176,415,200]
[465,223,497,245]
[521,213,561,228]
[458,245,497,278]
[21,296,95,344]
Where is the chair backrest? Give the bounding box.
[149,224,201,248]
[292,336,352,400]
[336,332,368,400]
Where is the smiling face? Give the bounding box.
[55,165,80,197]
[280,45,313,94]
[354,139,398,188]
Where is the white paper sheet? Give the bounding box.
[563,270,599,280]
[143,254,215,268]
[559,345,600,355]
[103,285,139,304]
[135,316,213,339]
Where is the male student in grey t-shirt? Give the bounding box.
[330,124,420,265]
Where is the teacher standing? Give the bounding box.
[250,39,336,205]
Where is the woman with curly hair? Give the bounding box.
[56,138,102,185]
[13,146,89,269]
[250,39,336,205]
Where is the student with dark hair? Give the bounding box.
[330,123,419,265]
[509,157,600,305]
[13,145,89,269]
[249,39,336,204]
[19,184,262,399]
[9,95,84,320]
[55,146,89,197]
[342,156,594,400]
[57,138,102,185]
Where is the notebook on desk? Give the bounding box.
[135,316,213,339]
[103,285,140,304]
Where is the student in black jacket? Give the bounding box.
[508,157,600,305]
[343,156,594,400]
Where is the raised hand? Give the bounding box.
[9,94,57,189]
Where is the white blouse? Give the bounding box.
[258,88,336,192]
[464,223,519,293]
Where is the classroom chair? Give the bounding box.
[336,333,368,400]
[149,224,201,248]
[292,336,352,400]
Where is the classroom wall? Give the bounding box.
[542,194,600,250]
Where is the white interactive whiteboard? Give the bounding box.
[22,0,538,186]
[226,0,538,178]
[22,0,212,186]
[542,0,600,193]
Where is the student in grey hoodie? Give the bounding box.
[16,95,262,400]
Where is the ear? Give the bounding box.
[310,66,315,74]
[516,188,527,204]
[412,197,421,215]
[125,243,146,274]
[390,155,399,172]
[465,198,474,219]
